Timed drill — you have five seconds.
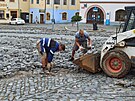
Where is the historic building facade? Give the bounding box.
[80,0,135,25]
[0,0,29,23]
[0,0,79,24]
[30,0,80,24]
[19,0,30,23]
[30,0,46,23]
[0,0,18,23]
[1,0,135,24]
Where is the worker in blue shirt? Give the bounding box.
[36,38,65,73]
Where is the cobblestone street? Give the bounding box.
[0,69,135,101]
[0,24,135,101]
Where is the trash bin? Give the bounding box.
[51,19,55,24]
[93,22,98,30]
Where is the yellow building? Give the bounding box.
[0,0,30,23]
[0,0,18,23]
[19,0,30,23]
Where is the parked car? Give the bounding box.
[9,18,25,25]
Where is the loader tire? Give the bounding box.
[101,49,131,78]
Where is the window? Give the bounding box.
[71,0,75,5]
[62,12,67,20]
[47,0,50,4]
[125,12,135,31]
[31,0,34,4]
[115,10,126,21]
[46,13,50,20]
[6,13,9,18]
[0,10,4,19]
[54,0,60,4]
[63,0,67,5]
[10,0,15,2]
[37,0,39,4]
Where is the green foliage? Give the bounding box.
[71,15,82,22]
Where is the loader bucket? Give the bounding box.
[73,53,100,73]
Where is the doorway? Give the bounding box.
[30,14,33,23]
[21,13,29,23]
[40,14,44,24]
[87,7,104,24]
[10,11,17,19]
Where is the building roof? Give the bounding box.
[80,0,135,3]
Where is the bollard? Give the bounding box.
[93,22,98,30]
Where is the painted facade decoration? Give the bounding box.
[80,0,135,25]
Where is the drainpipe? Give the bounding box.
[18,0,20,18]
[29,0,30,23]
[52,0,54,31]
[44,0,46,24]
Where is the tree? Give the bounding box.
[71,15,82,31]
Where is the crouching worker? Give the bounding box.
[69,29,92,61]
[36,38,65,73]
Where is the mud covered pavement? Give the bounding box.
[0,24,135,101]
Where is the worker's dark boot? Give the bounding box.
[42,67,50,74]
[47,66,51,72]
[42,67,46,72]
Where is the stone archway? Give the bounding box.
[87,7,104,24]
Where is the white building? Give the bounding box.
[80,0,135,25]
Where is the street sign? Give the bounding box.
[93,7,98,12]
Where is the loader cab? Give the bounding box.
[123,6,135,32]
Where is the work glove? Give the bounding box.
[79,46,85,51]
[87,44,92,49]
[89,44,92,47]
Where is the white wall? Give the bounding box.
[80,1,135,24]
